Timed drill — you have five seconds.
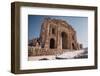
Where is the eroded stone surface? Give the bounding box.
[29,18,82,56]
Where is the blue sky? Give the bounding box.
[28,15,88,48]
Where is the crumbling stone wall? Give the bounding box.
[29,18,82,56]
[40,18,80,51]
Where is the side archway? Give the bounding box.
[50,38,55,49]
[72,43,76,50]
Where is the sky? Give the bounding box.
[28,15,88,48]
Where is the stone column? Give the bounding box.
[44,23,50,49]
[58,30,62,50]
[57,27,61,50]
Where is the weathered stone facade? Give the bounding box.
[29,18,82,56]
[40,18,80,51]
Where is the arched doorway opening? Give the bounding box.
[61,32,68,49]
[72,43,76,50]
[50,38,55,49]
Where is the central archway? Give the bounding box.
[50,38,55,49]
[61,32,68,49]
